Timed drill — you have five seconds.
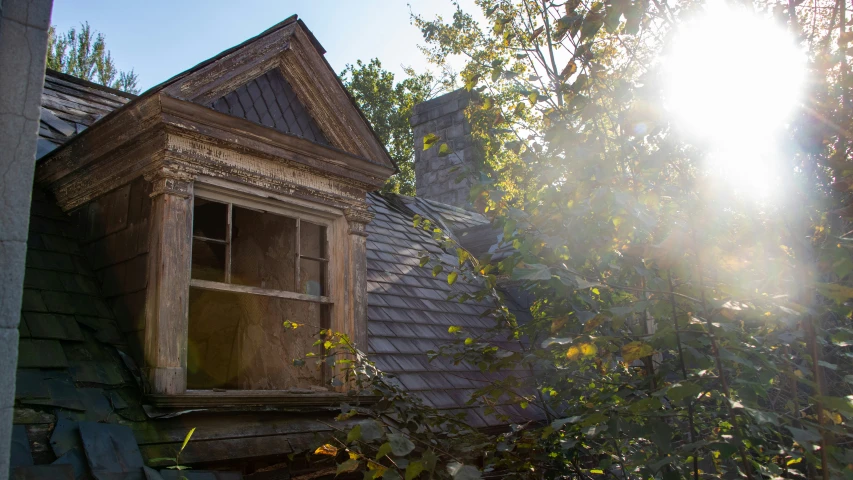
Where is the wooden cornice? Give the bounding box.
[36,92,393,212]
[146,391,380,408]
[279,27,393,168]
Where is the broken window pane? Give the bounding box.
[300,222,326,259]
[230,206,297,290]
[187,287,327,390]
[299,258,325,296]
[191,239,226,282]
[192,198,227,240]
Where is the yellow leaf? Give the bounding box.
[579,343,598,357]
[180,427,196,454]
[567,342,596,361]
[315,444,338,456]
[561,61,578,79]
[566,346,581,361]
[622,341,654,363]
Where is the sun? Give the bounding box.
[662,1,806,199]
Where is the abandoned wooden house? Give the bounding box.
[9,15,532,480]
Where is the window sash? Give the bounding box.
[191,195,331,302]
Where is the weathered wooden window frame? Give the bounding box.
[189,189,333,305]
[144,174,372,405]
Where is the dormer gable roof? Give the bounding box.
[37,16,396,211]
[148,16,392,166]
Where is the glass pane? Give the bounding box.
[230,206,296,289]
[193,198,227,240]
[187,287,327,390]
[300,222,326,259]
[191,239,225,282]
[300,258,325,296]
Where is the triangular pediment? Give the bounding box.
[155,17,394,171]
[210,68,330,145]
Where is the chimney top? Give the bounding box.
[410,89,479,209]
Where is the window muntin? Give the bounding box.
[188,195,331,390]
[190,197,330,300]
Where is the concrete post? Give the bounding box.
[0,0,53,476]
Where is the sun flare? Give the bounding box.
[663,2,806,199]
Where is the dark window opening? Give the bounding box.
[188,196,331,390]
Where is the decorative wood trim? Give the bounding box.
[278,26,392,167]
[344,206,374,237]
[160,95,392,184]
[189,279,331,304]
[162,21,299,103]
[143,165,194,198]
[146,391,379,408]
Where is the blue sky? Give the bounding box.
[50,0,478,92]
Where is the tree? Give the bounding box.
[319,1,853,479]
[341,59,438,195]
[47,22,139,94]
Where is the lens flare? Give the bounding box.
[662,2,806,200]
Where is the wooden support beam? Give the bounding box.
[343,205,373,353]
[143,166,194,394]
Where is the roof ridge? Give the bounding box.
[45,69,137,99]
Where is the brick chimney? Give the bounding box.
[410,89,479,208]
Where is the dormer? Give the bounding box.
[35,16,395,403]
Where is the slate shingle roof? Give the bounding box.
[36,70,135,159]
[210,69,330,145]
[13,69,529,477]
[365,194,531,427]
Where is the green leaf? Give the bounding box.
[347,424,362,444]
[786,426,821,446]
[503,219,517,238]
[383,470,402,480]
[376,442,393,460]
[432,265,443,277]
[405,460,424,480]
[438,143,452,157]
[448,326,463,333]
[388,433,416,456]
[456,248,470,266]
[463,73,480,91]
[667,383,702,403]
[573,275,601,289]
[511,263,551,281]
[647,420,673,453]
[447,463,481,480]
[621,341,654,362]
[359,420,384,442]
[419,256,429,267]
[551,416,583,429]
[180,427,196,454]
[337,459,360,475]
[421,450,438,472]
[423,133,440,151]
[709,442,739,459]
[814,395,853,414]
[815,282,853,304]
[447,271,458,285]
